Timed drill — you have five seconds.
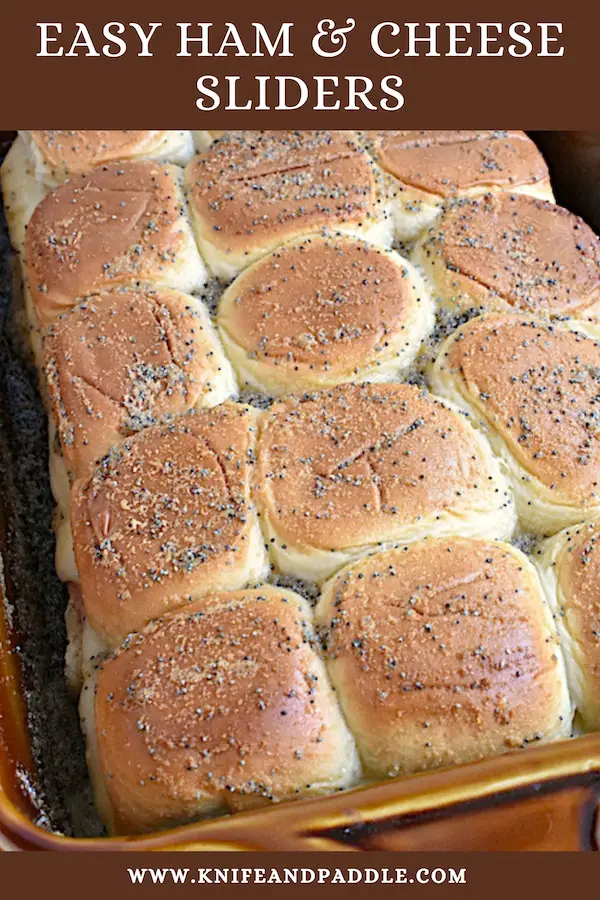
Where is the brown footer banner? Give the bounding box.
[0,852,597,899]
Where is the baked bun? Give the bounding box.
[70,403,268,646]
[25,161,207,326]
[412,193,600,318]
[185,130,392,280]
[45,286,236,482]
[81,586,360,834]
[535,518,600,731]
[430,314,600,534]
[217,234,434,395]
[316,537,571,778]
[363,130,553,241]
[255,383,515,582]
[20,131,195,188]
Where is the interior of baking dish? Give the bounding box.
[1,130,600,848]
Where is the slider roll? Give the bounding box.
[431,314,600,535]
[82,587,360,834]
[20,130,195,188]
[255,383,515,583]
[217,234,434,395]
[185,130,393,281]
[25,160,207,326]
[70,403,268,647]
[536,519,600,732]
[412,193,600,318]
[364,130,553,241]
[45,286,236,483]
[316,537,571,778]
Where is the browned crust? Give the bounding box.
[317,537,569,776]
[70,403,263,645]
[418,193,600,315]
[25,161,197,324]
[442,315,600,503]
[256,382,510,551]
[93,587,357,834]
[218,234,423,375]
[45,286,229,481]
[546,520,600,722]
[365,130,549,197]
[185,131,383,257]
[29,131,172,174]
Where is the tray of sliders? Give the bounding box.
[0,129,599,851]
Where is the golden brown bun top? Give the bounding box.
[29,131,172,174]
[218,234,423,372]
[45,286,225,480]
[71,403,259,644]
[94,587,350,833]
[185,131,382,255]
[256,382,506,551]
[546,519,600,678]
[421,193,600,315]
[443,315,600,503]
[25,161,191,325]
[365,130,548,197]
[318,537,565,755]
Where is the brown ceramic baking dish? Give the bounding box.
[1,131,599,852]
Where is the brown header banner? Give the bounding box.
[0,0,597,128]
[0,852,599,899]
